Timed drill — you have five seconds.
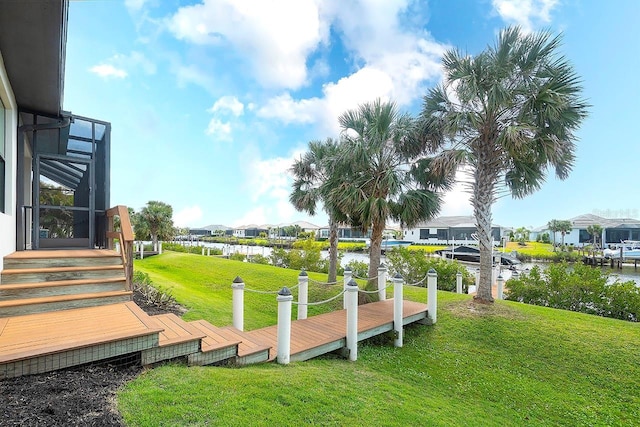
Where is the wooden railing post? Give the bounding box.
[378,264,387,301]
[393,273,403,348]
[346,279,359,361]
[232,276,245,331]
[276,287,293,365]
[343,267,352,309]
[297,270,308,320]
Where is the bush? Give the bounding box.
[162,242,222,255]
[345,260,369,279]
[229,253,246,262]
[385,247,473,292]
[506,263,639,322]
[132,271,177,308]
[249,254,270,264]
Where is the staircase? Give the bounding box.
[0,250,272,379]
[0,250,132,317]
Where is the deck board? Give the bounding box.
[244,299,427,362]
[0,302,163,363]
[4,250,120,259]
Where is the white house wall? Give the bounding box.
[0,49,18,270]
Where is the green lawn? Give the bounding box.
[120,252,640,426]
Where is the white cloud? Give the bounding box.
[90,64,128,79]
[174,205,204,227]
[209,96,244,116]
[492,0,559,32]
[124,0,149,13]
[174,64,217,93]
[206,119,232,140]
[232,206,267,228]
[168,0,327,89]
[257,1,447,134]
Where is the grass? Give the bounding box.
[120,252,640,426]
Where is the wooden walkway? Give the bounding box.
[245,299,428,362]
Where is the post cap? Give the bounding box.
[233,276,244,283]
[428,268,437,274]
[344,266,352,272]
[456,271,462,276]
[299,269,308,277]
[498,275,504,279]
[347,279,359,287]
[378,263,386,269]
[278,287,292,296]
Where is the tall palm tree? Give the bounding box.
[333,99,450,290]
[290,138,346,283]
[137,200,174,249]
[417,27,588,302]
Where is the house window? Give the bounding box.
[0,97,5,213]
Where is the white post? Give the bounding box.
[496,275,505,300]
[343,267,352,309]
[427,268,438,324]
[202,246,205,256]
[475,268,480,290]
[139,242,144,260]
[276,287,293,365]
[158,241,162,254]
[346,279,359,361]
[511,270,520,281]
[207,248,210,256]
[378,264,387,301]
[231,276,245,331]
[393,273,404,348]
[456,271,463,294]
[297,270,308,320]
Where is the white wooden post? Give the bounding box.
[456,271,463,294]
[475,268,480,290]
[393,273,404,348]
[511,270,520,280]
[378,264,387,301]
[497,275,504,300]
[158,241,162,254]
[139,242,144,260]
[346,279,359,361]
[297,270,308,320]
[231,276,245,331]
[276,287,293,365]
[202,246,205,256]
[427,268,438,324]
[343,267,352,309]
[207,247,210,256]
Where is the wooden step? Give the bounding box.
[186,320,240,366]
[218,326,271,365]
[141,314,207,365]
[0,291,133,317]
[3,250,122,270]
[1,265,125,284]
[0,277,127,301]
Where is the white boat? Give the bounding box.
[603,241,640,260]
[380,239,412,251]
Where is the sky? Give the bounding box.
[62,0,640,231]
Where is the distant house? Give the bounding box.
[233,224,268,238]
[531,214,640,247]
[316,225,370,240]
[188,228,212,237]
[401,216,508,245]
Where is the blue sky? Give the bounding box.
[62,0,640,230]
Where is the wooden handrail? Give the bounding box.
[105,205,134,292]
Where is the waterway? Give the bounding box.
[192,241,640,286]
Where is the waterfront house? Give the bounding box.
[530,213,640,247]
[401,216,509,246]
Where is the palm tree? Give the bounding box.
[417,27,588,302]
[548,219,560,250]
[557,220,573,248]
[137,201,174,249]
[586,224,603,248]
[290,138,346,283]
[332,99,449,290]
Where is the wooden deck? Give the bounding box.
[0,302,163,378]
[244,299,428,362]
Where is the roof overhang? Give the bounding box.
[0,0,68,117]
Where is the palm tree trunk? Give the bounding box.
[473,166,496,303]
[328,218,339,283]
[367,220,385,293]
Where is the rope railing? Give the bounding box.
[403,273,429,287]
[244,282,300,294]
[292,288,346,306]
[308,278,339,285]
[352,273,381,281]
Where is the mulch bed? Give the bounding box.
[0,291,185,426]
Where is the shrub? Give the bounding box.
[345,260,369,279]
[229,253,246,262]
[269,239,325,272]
[162,242,222,255]
[385,247,473,292]
[249,254,270,264]
[132,271,177,308]
[506,263,639,322]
